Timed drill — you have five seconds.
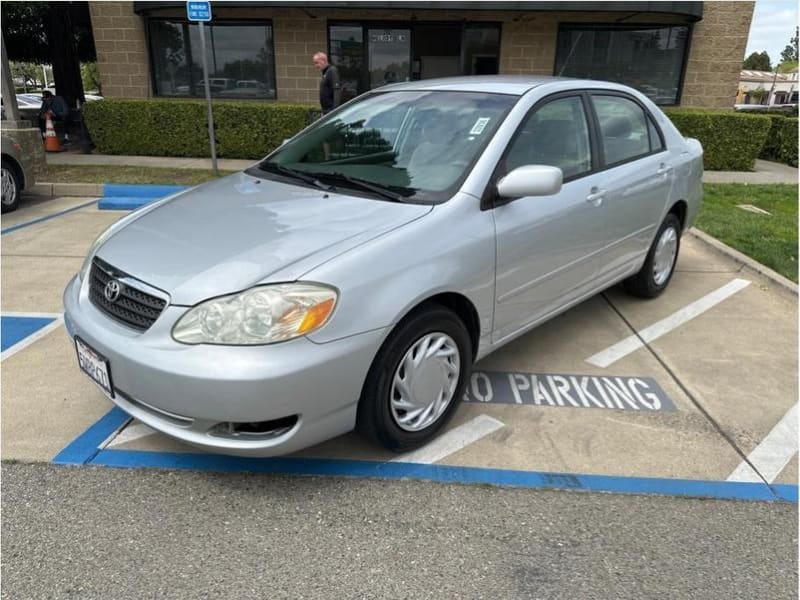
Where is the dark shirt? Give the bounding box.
[39,96,68,119]
[319,65,342,113]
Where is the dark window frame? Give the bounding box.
[553,22,694,107]
[145,16,278,100]
[327,20,502,97]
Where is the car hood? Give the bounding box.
[96,172,432,305]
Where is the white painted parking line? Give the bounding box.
[1,316,64,362]
[105,422,158,449]
[727,403,798,484]
[586,278,752,368]
[391,414,505,465]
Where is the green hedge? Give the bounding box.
[758,115,799,167]
[82,99,314,159]
[84,100,781,171]
[662,109,772,171]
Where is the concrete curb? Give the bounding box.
[687,227,798,294]
[28,182,104,198]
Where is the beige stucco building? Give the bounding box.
[737,69,799,106]
[89,1,754,108]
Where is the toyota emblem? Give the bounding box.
[104,279,122,302]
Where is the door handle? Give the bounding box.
[586,188,606,206]
[656,163,673,177]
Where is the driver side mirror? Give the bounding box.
[496,165,563,199]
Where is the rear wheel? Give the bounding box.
[1,159,20,213]
[624,213,681,298]
[356,306,472,452]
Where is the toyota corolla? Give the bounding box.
[63,76,703,456]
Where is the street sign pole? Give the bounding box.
[187,1,217,174]
[197,22,218,175]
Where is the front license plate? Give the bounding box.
[75,337,114,398]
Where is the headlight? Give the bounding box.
[78,191,188,282]
[172,284,337,345]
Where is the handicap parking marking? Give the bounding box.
[585,278,751,368]
[52,407,798,503]
[727,403,799,484]
[1,312,64,361]
[0,199,99,236]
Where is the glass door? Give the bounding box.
[368,28,411,89]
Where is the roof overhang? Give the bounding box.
[133,1,703,21]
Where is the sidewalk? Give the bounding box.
[46,152,254,172]
[46,153,798,184]
[702,159,798,184]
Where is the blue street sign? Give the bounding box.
[186,1,211,21]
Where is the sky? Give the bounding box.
[744,0,799,64]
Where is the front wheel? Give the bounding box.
[624,213,681,298]
[356,306,472,452]
[1,160,20,214]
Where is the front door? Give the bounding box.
[492,94,606,344]
[367,28,411,89]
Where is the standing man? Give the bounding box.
[313,52,341,115]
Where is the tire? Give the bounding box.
[356,306,473,452]
[624,213,681,298]
[1,159,20,214]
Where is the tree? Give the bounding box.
[780,26,799,63]
[81,62,100,94]
[743,51,772,71]
[10,61,43,90]
[749,87,769,104]
[1,1,96,108]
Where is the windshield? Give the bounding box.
[256,90,517,203]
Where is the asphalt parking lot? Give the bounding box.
[2,195,797,503]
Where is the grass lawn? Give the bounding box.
[697,184,798,282]
[44,165,236,186]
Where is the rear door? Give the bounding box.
[588,93,673,283]
[492,94,606,343]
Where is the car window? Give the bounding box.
[504,96,592,180]
[593,95,651,165]
[647,116,664,152]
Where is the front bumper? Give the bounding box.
[63,274,387,456]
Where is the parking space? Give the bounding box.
[1,197,797,502]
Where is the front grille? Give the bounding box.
[89,258,167,332]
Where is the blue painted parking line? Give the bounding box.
[54,408,798,503]
[98,184,187,211]
[1,314,62,360]
[52,407,130,465]
[1,199,98,236]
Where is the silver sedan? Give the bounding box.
[63,76,703,456]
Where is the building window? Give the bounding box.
[148,19,276,99]
[328,22,500,100]
[555,24,690,105]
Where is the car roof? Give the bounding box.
[374,75,631,96]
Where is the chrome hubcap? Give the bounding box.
[1,167,16,206]
[653,226,678,286]
[390,332,461,432]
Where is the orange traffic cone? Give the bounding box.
[43,111,62,152]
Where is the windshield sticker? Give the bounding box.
[469,117,491,135]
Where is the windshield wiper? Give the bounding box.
[314,171,405,203]
[259,163,332,192]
